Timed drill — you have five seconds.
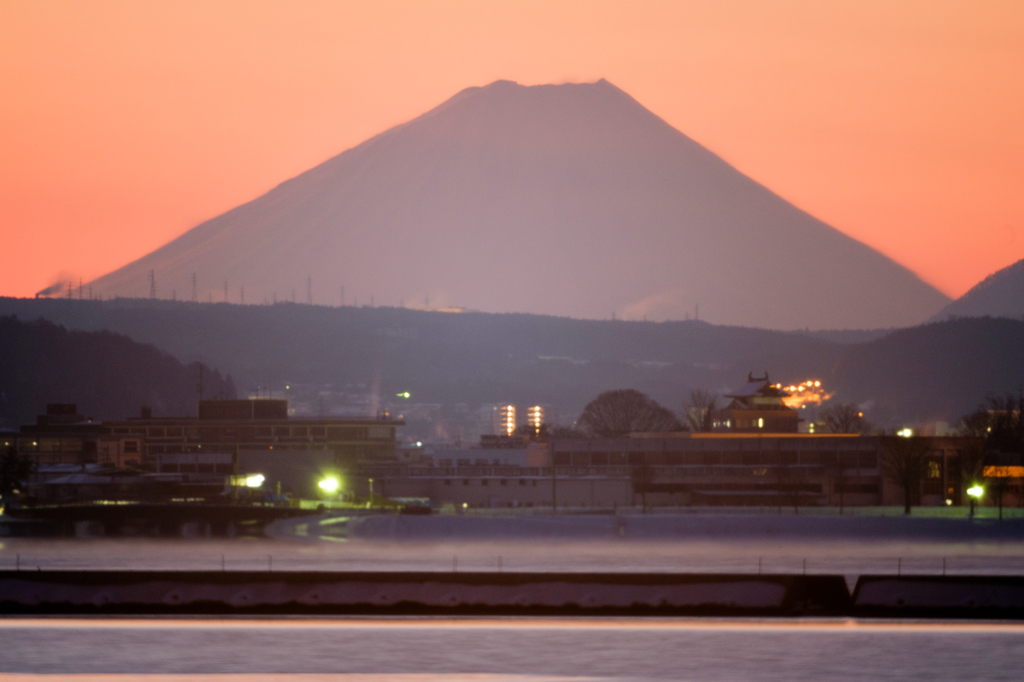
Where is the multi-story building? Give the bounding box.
[355,432,982,509]
[14,404,136,467]
[104,399,402,466]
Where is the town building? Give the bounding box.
[712,373,801,433]
[353,432,982,509]
[104,399,402,467]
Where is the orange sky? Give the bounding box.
[2,0,1022,300]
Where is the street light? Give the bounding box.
[244,474,265,489]
[318,476,341,495]
[967,484,984,518]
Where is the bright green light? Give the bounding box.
[397,391,411,399]
[318,476,341,494]
[967,485,984,499]
[244,474,265,488]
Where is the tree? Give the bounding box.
[0,444,33,500]
[684,389,717,432]
[820,403,866,434]
[958,439,987,506]
[881,435,931,514]
[630,459,654,513]
[577,389,685,437]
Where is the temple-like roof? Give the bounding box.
[725,373,791,400]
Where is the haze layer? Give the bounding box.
[88,80,949,330]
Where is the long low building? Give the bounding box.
[354,433,984,509]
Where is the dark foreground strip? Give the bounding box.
[852,575,1024,619]
[0,571,849,617]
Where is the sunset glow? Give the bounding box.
[1,1,1022,302]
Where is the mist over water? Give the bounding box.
[5,514,1024,679]
[2,618,1024,680]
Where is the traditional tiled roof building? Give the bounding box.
[712,372,801,433]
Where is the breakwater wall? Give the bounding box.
[0,570,848,616]
[4,571,1024,618]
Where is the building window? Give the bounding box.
[927,461,941,478]
[123,441,139,454]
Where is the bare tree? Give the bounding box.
[685,389,717,432]
[820,403,866,434]
[826,450,849,515]
[577,389,685,437]
[881,435,931,514]
[0,444,33,500]
[958,439,987,505]
[630,459,654,513]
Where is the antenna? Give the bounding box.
[191,273,197,302]
[149,270,156,299]
[307,276,312,305]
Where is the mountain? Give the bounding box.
[85,79,947,330]
[1,298,1020,428]
[0,315,235,429]
[931,258,1024,321]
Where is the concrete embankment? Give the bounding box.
[852,576,1024,619]
[0,570,849,616]
[272,512,1024,543]
[6,569,1024,617]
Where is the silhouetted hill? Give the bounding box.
[0,297,839,419]
[0,315,235,429]
[83,79,947,329]
[4,298,1024,427]
[932,258,1024,322]
[830,317,1024,424]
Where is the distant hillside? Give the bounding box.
[932,258,1024,321]
[84,79,947,329]
[0,315,235,429]
[830,317,1024,424]
[1,298,1021,427]
[0,297,841,418]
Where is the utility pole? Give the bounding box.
[149,270,156,299]
[191,273,197,302]
[551,450,557,515]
